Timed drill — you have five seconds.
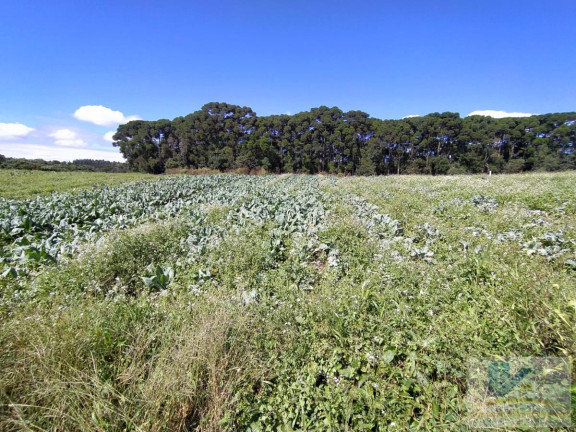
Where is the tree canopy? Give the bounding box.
[0,156,129,173]
[112,102,576,175]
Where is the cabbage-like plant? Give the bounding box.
[142,265,175,291]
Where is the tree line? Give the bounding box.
[0,156,129,173]
[112,102,576,175]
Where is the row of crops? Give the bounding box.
[0,174,414,311]
[1,172,575,430]
[0,176,354,284]
[0,175,270,276]
[3,174,575,281]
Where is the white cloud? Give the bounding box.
[103,131,116,143]
[467,110,534,118]
[73,105,141,127]
[0,122,35,139]
[49,129,76,140]
[49,128,88,147]
[0,142,125,162]
[402,115,420,119]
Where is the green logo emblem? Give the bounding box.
[488,362,532,397]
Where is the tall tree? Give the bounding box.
[111,103,576,176]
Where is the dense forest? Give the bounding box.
[0,156,129,173]
[112,102,576,175]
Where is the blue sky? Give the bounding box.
[0,0,574,161]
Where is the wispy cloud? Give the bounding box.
[402,115,420,119]
[49,128,88,147]
[0,141,125,162]
[0,122,35,139]
[0,111,126,161]
[103,131,116,143]
[73,105,140,127]
[467,110,534,118]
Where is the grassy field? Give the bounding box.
[0,169,157,199]
[0,172,575,430]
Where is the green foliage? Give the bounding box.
[430,156,451,175]
[1,172,575,430]
[0,157,129,172]
[111,104,576,176]
[142,265,175,291]
[0,169,155,199]
[503,158,525,173]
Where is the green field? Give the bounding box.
[0,169,157,199]
[1,172,575,430]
